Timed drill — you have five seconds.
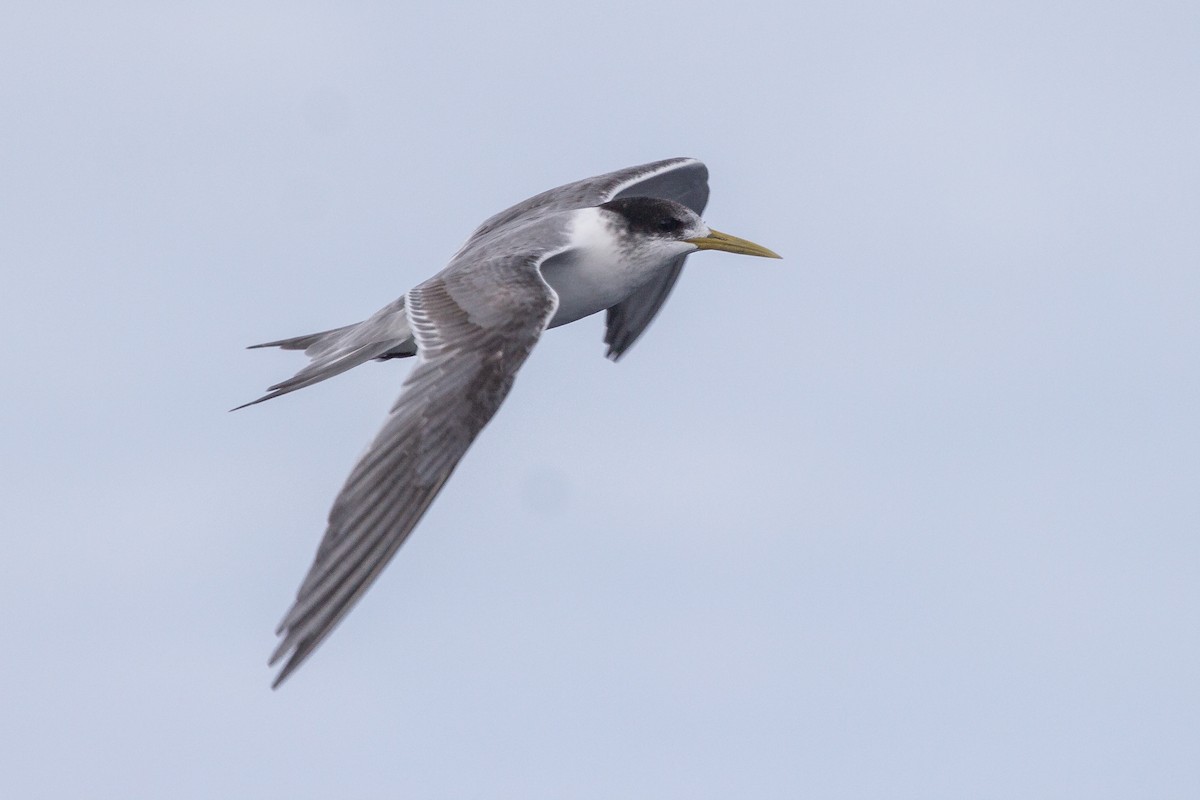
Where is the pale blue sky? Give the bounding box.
[2,2,1198,798]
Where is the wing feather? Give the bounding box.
[269,255,558,687]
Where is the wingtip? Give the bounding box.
[603,338,632,362]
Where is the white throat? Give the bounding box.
[539,207,693,329]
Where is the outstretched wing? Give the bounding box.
[269,253,558,687]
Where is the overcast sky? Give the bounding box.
[2,2,1198,798]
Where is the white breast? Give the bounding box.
[539,207,683,329]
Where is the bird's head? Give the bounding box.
[598,196,780,261]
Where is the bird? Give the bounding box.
[238,157,780,687]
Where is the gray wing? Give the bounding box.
[602,258,686,359]
[269,254,558,687]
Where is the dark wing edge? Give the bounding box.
[603,160,710,360]
[603,256,686,361]
[268,258,558,688]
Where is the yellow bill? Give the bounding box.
[686,228,781,259]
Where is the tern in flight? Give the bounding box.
[239,158,780,686]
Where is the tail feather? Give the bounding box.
[234,297,415,410]
[248,324,357,355]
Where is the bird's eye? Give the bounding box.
[658,217,681,232]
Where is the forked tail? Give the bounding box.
[233,296,417,409]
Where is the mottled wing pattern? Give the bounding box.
[269,254,558,687]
